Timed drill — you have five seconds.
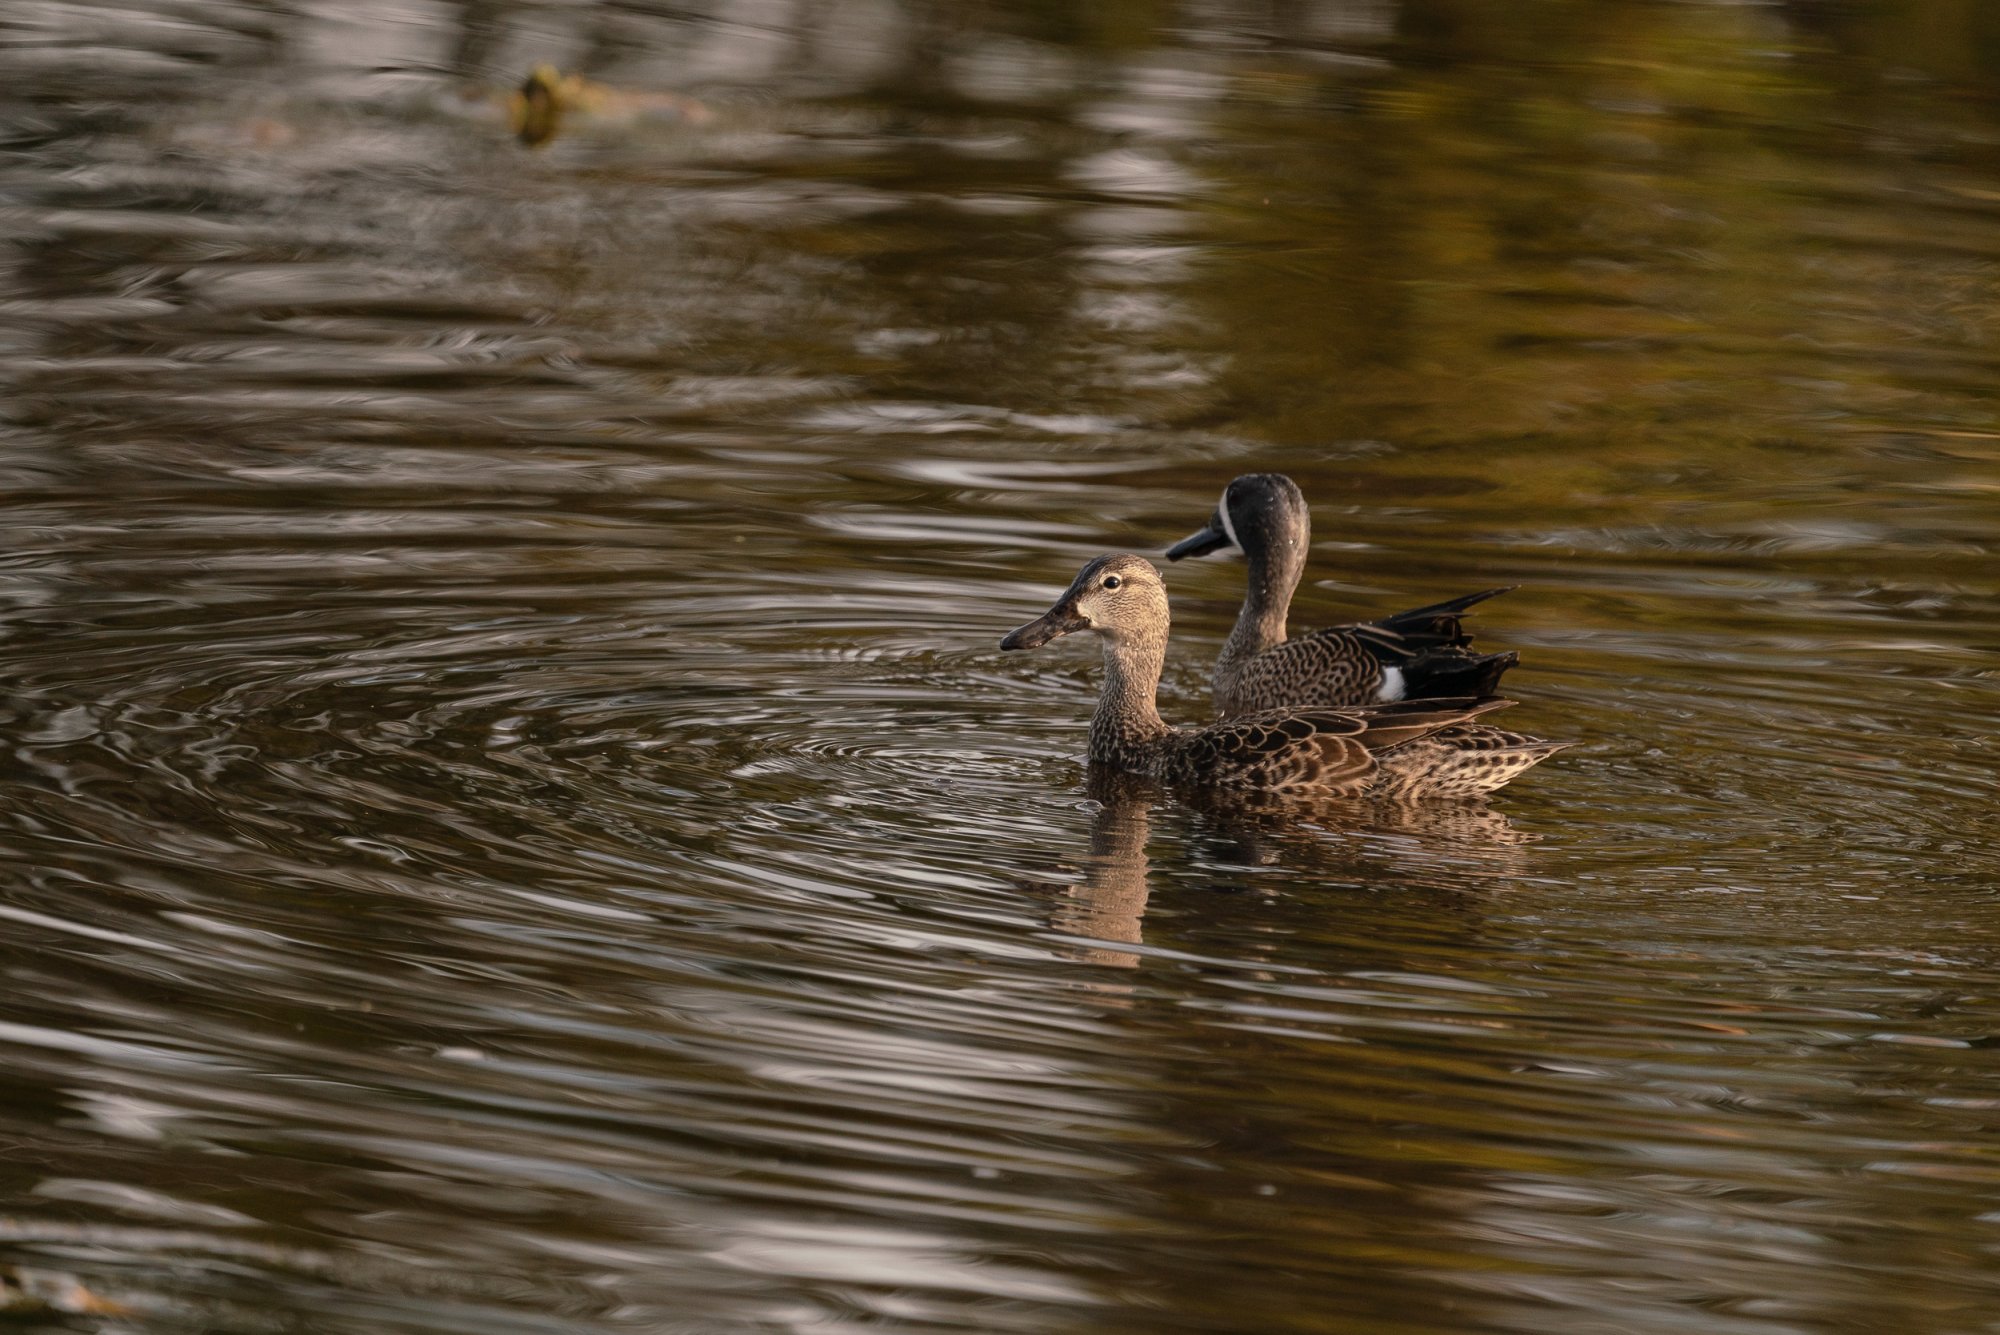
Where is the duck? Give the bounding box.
[509,64,710,148]
[1166,473,1519,716]
[1000,555,1564,797]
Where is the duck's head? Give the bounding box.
[512,64,568,147]
[1165,473,1309,562]
[1000,554,1167,651]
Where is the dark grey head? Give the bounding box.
[1164,473,1310,563]
[999,554,1167,651]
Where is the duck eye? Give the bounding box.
[1102,575,1122,590]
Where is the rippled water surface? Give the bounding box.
[3,2,1999,1331]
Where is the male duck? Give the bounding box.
[1000,555,1563,798]
[1167,473,1517,716]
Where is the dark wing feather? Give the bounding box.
[1372,587,1514,649]
[1280,595,1504,671]
[1401,647,1519,699]
[1307,587,1513,663]
[1336,697,1516,751]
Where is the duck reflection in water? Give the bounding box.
[1041,770,1547,972]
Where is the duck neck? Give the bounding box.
[1223,538,1303,665]
[1089,628,1172,766]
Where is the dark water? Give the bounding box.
[2,1,1998,1331]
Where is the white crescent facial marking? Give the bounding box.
[1217,486,1242,551]
[1375,665,1407,702]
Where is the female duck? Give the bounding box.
[1000,555,1562,798]
[1167,473,1517,716]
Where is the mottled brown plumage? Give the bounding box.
[999,555,1562,797]
[1369,723,1570,800]
[1165,473,1518,716]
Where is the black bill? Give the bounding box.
[1165,514,1231,561]
[999,602,1089,651]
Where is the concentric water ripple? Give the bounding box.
[4,4,2000,1334]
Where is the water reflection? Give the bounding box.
[1046,772,1157,970]
[3,1,2000,1333]
[1044,767,1548,976]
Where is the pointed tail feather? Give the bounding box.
[1375,586,1515,648]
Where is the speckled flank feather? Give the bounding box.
[1143,699,1529,795]
[1369,725,1573,800]
[1165,473,1518,717]
[1000,553,1561,798]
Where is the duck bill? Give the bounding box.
[1000,601,1089,651]
[1165,516,1231,561]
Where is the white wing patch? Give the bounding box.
[1374,665,1406,702]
